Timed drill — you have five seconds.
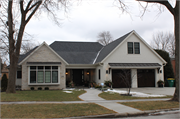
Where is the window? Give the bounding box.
[29,66,59,84]
[134,42,140,54]
[17,71,22,79]
[128,42,133,54]
[128,42,140,54]
[98,69,101,80]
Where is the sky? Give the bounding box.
[25,0,174,46]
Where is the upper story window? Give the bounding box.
[128,42,133,54]
[127,42,140,54]
[134,42,140,54]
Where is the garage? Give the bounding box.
[137,69,155,87]
[112,69,131,88]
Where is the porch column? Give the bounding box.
[131,69,138,88]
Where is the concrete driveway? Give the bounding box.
[114,87,175,96]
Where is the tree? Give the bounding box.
[116,0,179,102]
[117,69,137,96]
[151,31,175,56]
[97,31,113,46]
[155,50,174,82]
[1,74,8,92]
[0,0,69,93]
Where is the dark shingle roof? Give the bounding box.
[18,31,133,65]
[18,46,38,63]
[95,31,133,63]
[109,63,161,67]
[50,41,103,64]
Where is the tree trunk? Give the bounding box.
[172,1,179,102]
[6,54,18,93]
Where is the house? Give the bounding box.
[1,62,9,80]
[17,30,166,90]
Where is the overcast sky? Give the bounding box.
[25,0,174,45]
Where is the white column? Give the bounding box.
[131,69,138,88]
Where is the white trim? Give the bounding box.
[93,47,104,64]
[19,42,69,65]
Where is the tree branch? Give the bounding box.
[20,0,25,15]
[25,0,33,12]
[137,0,175,15]
[25,1,42,24]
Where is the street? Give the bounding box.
[117,112,180,119]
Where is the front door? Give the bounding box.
[73,69,83,86]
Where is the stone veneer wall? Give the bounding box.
[21,44,66,90]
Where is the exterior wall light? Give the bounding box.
[87,71,89,75]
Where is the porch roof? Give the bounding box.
[109,63,161,67]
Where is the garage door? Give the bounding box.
[137,69,155,87]
[112,69,131,88]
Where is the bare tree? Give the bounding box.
[118,69,138,96]
[97,31,113,46]
[151,31,175,56]
[0,0,70,93]
[116,0,179,102]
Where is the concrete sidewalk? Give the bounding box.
[79,89,142,114]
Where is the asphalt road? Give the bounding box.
[117,112,180,119]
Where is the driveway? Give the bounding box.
[114,87,175,96]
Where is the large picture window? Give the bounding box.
[29,66,59,84]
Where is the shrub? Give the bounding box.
[44,87,49,90]
[1,74,8,92]
[104,80,113,87]
[38,87,42,90]
[68,81,75,88]
[30,87,34,90]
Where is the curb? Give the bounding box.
[66,108,179,118]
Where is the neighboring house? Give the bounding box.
[1,62,9,80]
[17,30,166,90]
[171,55,175,76]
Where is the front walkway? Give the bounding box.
[79,89,142,114]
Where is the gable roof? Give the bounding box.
[50,41,103,64]
[18,30,166,65]
[95,31,133,63]
[18,42,68,65]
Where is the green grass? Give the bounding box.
[120,101,179,111]
[1,103,115,118]
[99,92,172,100]
[1,90,86,102]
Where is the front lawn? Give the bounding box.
[119,101,179,111]
[1,90,86,102]
[99,92,172,100]
[1,103,115,118]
